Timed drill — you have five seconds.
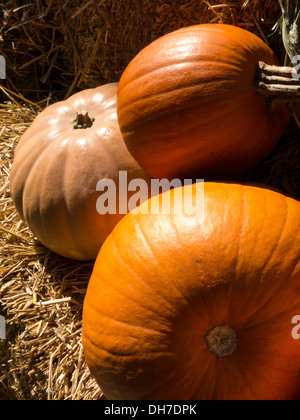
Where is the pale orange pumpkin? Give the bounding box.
[82,182,300,400]
[10,83,151,260]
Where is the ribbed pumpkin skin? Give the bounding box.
[117,24,290,180]
[10,83,151,260]
[82,183,300,400]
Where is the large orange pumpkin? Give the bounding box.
[10,83,151,260]
[82,182,300,400]
[117,24,290,180]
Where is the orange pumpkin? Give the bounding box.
[82,182,300,400]
[10,83,151,260]
[117,24,290,180]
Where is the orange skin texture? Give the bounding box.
[10,83,151,260]
[82,182,300,400]
[117,24,290,180]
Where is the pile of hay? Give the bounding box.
[0,103,103,400]
[0,0,299,400]
[1,0,284,102]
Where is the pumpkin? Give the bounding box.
[10,83,151,261]
[117,24,291,180]
[82,182,300,400]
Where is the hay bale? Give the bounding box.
[1,0,282,102]
[0,102,103,400]
[0,0,299,401]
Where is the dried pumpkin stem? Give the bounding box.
[256,61,300,103]
[73,111,95,129]
[205,324,237,358]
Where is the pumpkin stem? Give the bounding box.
[255,61,300,104]
[205,324,237,358]
[73,111,95,129]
